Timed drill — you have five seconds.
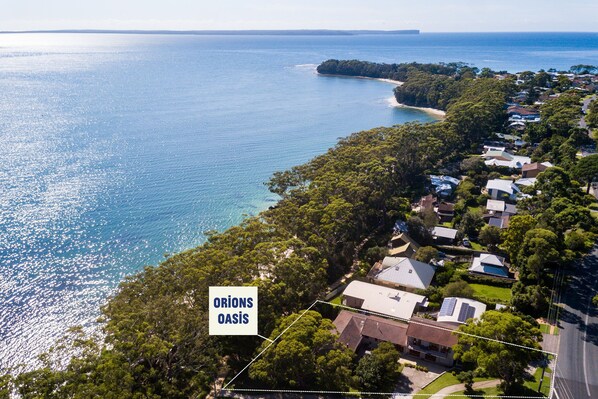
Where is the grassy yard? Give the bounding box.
[469,241,484,251]
[524,367,552,397]
[539,324,559,335]
[416,372,461,398]
[470,283,512,303]
[539,324,551,334]
[416,372,493,399]
[451,386,501,397]
[328,294,342,305]
[451,371,551,398]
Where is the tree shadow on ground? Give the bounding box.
[393,372,414,394]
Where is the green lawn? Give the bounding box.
[524,367,552,397]
[451,386,501,397]
[416,372,461,398]
[539,324,551,334]
[328,295,342,305]
[416,372,493,399]
[450,370,551,398]
[470,283,512,303]
[470,241,484,251]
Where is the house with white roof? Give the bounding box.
[431,226,459,245]
[437,297,487,325]
[515,177,537,187]
[482,150,531,169]
[341,280,427,321]
[429,175,461,198]
[367,257,436,291]
[485,199,506,213]
[484,199,517,216]
[486,179,521,201]
[469,253,510,278]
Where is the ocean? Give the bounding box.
[0,32,597,368]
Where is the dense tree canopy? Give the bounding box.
[355,342,401,394]
[574,154,598,193]
[454,311,543,394]
[248,311,354,390]
[316,59,462,82]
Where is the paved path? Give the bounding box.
[433,379,501,396]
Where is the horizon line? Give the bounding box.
[1,29,597,35]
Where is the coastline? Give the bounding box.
[317,72,446,118]
[316,72,404,86]
[387,96,446,118]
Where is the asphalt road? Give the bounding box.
[554,246,598,399]
[579,95,596,129]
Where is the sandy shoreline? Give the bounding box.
[317,72,446,118]
[387,96,446,118]
[317,72,404,86]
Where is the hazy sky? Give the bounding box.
[2,0,597,32]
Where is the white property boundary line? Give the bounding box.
[220,299,557,398]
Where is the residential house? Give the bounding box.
[393,220,408,234]
[436,202,455,223]
[469,253,510,278]
[483,199,516,229]
[496,133,526,147]
[333,310,408,352]
[482,149,531,169]
[406,317,459,366]
[484,199,517,217]
[437,297,487,325]
[389,232,420,258]
[522,162,552,178]
[341,280,427,321]
[514,177,537,187]
[368,257,436,291]
[415,194,436,214]
[429,175,460,198]
[488,216,510,229]
[507,105,541,122]
[486,179,521,201]
[431,226,459,245]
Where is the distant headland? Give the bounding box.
[0,29,420,36]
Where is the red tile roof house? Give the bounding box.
[507,105,541,118]
[521,162,549,178]
[406,317,459,367]
[333,310,409,353]
[333,311,460,367]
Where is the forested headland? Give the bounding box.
[1,61,597,398]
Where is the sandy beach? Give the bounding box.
[387,96,446,118]
[317,72,404,86]
[317,72,445,118]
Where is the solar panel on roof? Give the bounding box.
[439,297,457,317]
[467,305,476,320]
[457,303,477,322]
[457,303,470,322]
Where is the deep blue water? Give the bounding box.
[0,32,597,368]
